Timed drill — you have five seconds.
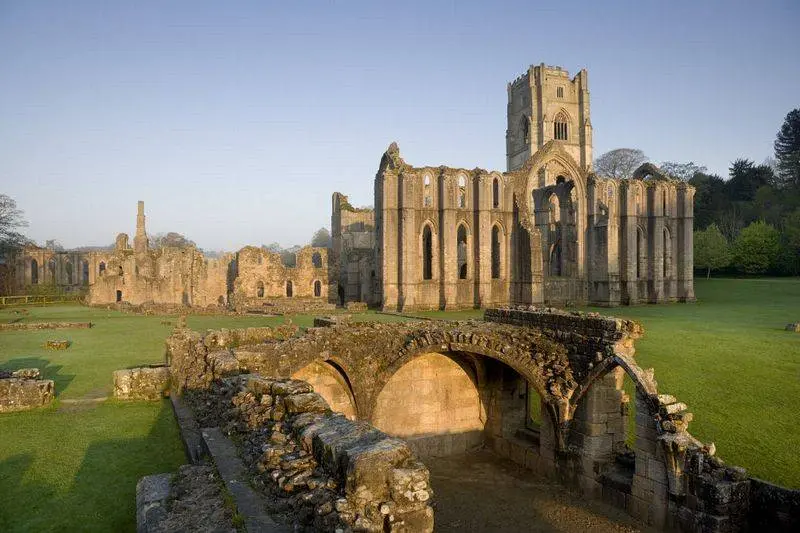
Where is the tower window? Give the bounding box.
[557,87,564,98]
[554,112,568,141]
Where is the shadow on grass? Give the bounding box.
[0,454,58,532]
[0,357,75,398]
[0,402,185,532]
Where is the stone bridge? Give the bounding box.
[165,308,780,532]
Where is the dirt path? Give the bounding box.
[426,450,653,533]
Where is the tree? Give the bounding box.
[311,227,332,248]
[689,172,729,229]
[726,159,773,202]
[732,221,780,275]
[45,239,64,251]
[593,148,647,179]
[0,195,28,253]
[149,232,196,249]
[693,224,731,279]
[774,108,800,190]
[660,161,708,182]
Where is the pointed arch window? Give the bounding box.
[492,178,500,209]
[99,262,106,275]
[491,225,502,279]
[286,280,293,298]
[554,112,569,141]
[313,280,322,297]
[423,175,432,207]
[457,224,468,279]
[257,281,264,298]
[422,224,433,280]
[30,259,38,284]
[520,116,530,143]
[457,176,467,208]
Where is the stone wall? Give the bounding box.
[0,321,93,331]
[187,375,434,532]
[0,368,55,412]
[113,366,170,400]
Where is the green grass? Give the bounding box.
[0,306,297,533]
[0,401,185,532]
[583,278,800,488]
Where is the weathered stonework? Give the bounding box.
[332,62,694,311]
[164,308,793,532]
[0,368,55,412]
[187,375,434,532]
[0,321,92,331]
[113,366,171,401]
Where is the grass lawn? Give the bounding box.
[584,278,800,488]
[0,306,295,533]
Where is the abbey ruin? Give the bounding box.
[333,64,695,310]
[7,63,693,313]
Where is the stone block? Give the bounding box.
[136,473,173,533]
[0,376,55,412]
[113,366,170,401]
[283,392,330,414]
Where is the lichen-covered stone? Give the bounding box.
[0,372,54,412]
[113,366,170,400]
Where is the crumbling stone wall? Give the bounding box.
[233,245,329,305]
[0,368,54,412]
[331,193,376,306]
[187,374,434,532]
[165,307,794,532]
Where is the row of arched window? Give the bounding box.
[255,280,322,298]
[420,223,504,281]
[28,258,90,285]
[421,176,503,210]
[635,226,673,279]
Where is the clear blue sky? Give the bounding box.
[1,1,798,251]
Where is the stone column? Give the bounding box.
[677,184,695,302]
[399,175,417,310]
[379,172,400,311]
[648,185,665,303]
[440,178,457,310]
[476,176,491,307]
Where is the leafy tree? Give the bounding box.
[774,108,800,190]
[311,227,332,248]
[732,221,780,274]
[593,148,647,179]
[45,239,64,251]
[660,161,707,182]
[689,172,729,229]
[726,159,773,202]
[694,224,731,279]
[149,232,196,249]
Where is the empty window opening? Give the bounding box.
[313,280,322,297]
[422,225,433,280]
[30,259,39,284]
[557,86,564,98]
[554,112,568,141]
[521,116,529,143]
[492,178,500,208]
[312,252,322,268]
[457,176,467,208]
[423,175,432,207]
[256,281,264,298]
[99,262,106,274]
[286,280,293,297]
[116,290,122,302]
[65,261,73,284]
[491,226,502,279]
[82,260,89,285]
[457,224,468,279]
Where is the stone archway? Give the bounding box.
[291,360,357,420]
[371,351,486,457]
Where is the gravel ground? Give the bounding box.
[427,450,655,533]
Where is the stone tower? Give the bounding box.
[133,200,148,255]
[506,64,592,173]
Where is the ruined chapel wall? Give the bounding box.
[234,246,328,301]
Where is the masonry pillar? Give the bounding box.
[676,184,695,302]
[398,174,416,310]
[440,178,457,310]
[647,185,665,303]
[378,172,400,311]
[476,176,491,307]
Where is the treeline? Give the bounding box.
[692,109,800,277]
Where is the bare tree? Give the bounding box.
[149,232,196,249]
[0,194,29,254]
[659,161,708,182]
[593,148,648,179]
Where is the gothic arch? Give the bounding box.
[511,141,588,277]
